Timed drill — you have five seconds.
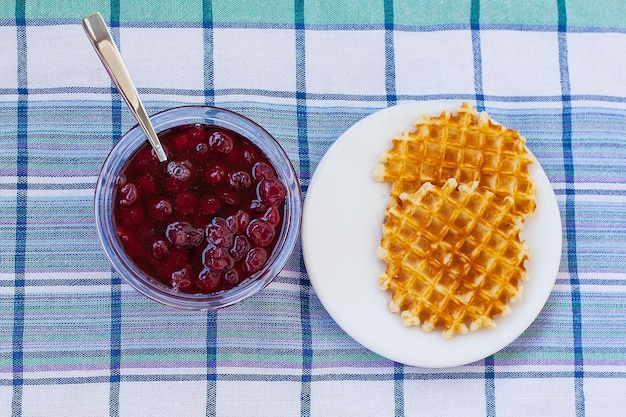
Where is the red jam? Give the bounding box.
[113,123,287,294]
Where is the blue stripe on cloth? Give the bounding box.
[6,85,626,105]
[109,2,122,416]
[0,278,112,287]
[5,370,626,387]
[384,0,397,107]
[295,3,310,190]
[295,2,312,417]
[7,18,626,35]
[554,189,626,197]
[470,2,495,415]
[206,312,217,416]
[470,0,485,111]
[12,1,27,415]
[299,256,312,416]
[393,362,405,417]
[15,273,626,290]
[557,1,586,416]
[202,3,218,415]
[484,356,496,417]
[203,0,215,105]
[384,2,404,414]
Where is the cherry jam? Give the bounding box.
[112,123,287,294]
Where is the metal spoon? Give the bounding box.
[82,12,167,162]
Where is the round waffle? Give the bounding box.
[374,102,537,220]
[378,179,530,338]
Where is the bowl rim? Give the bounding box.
[94,105,302,310]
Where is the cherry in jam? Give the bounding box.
[112,123,287,294]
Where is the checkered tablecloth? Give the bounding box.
[1,1,625,416]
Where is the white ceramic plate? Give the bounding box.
[302,102,562,368]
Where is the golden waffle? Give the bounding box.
[374,102,537,220]
[377,179,529,338]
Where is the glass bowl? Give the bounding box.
[94,106,302,310]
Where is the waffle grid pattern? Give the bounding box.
[378,179,529,338]
[375,102,537,220]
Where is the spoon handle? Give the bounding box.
[82,12,167,162]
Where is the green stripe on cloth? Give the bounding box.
[214,0,294,24]
[394,0,472,26]
[479,0,559,26]
[0,0,625,31]
[304,0,383,25]
[566,0,626,28]
[120,1,204,23]
[21,1,111,20]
